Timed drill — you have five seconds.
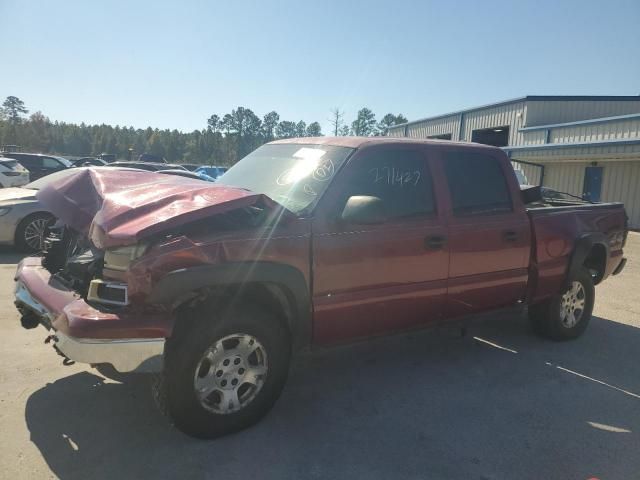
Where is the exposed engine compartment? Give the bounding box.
[42,225,104,297]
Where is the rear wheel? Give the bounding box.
[162,301,291,438]
[15,213,54,252]
[529,267,594,340]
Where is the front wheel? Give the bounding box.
[529,267,595,340]
[162,301,291,439]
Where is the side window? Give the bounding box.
[42,157,63,169]
[443,151,512,215]
[15,156,38,168]
[339,149,435,220]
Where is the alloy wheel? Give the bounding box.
[193,333,268,414]
[560,281,586,328]
[24,217,50,251]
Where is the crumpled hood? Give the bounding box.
[36,168,285,249]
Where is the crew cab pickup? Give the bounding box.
[14,137,627,438]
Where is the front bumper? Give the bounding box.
[14,257,169,373]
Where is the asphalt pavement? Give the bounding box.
[0,234,638,480]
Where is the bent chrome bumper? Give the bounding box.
[14,257,168,373]
[54,332,164,373]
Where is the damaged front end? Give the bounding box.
[13,168,292,373]
[42,223,137,307]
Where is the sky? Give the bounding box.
[1,0,639,134]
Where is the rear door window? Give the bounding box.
[443,151,512,215]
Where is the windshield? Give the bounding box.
[217,144,354,214]
[53,156,73,168]
[24,167,84,190]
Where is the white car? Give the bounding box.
[0,156,30,187]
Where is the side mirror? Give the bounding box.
[340,195,387,225]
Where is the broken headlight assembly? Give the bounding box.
[102,244,148,277]
[88,244,148,306]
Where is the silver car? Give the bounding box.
[0,167,134,252]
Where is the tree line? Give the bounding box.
[0,96,407,165]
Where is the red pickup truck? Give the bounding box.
[14,137,627,438]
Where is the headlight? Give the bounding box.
[87,279,128,306]
[0,207,12,217]
[103,244,148,272]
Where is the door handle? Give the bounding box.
[503,230,518,242]
[425,235,447,250]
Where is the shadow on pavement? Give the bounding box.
[26,314,640,480]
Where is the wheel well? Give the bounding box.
[583,244,606,284]
[173,282,295,341]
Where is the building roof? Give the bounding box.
[390,95,640,130]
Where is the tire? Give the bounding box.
[529,267,594,340]
[15,212,54,252]
[162,300,291,439]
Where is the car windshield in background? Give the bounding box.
[54,156,73,168]
[217,144,354,214]
[24,168,82,190]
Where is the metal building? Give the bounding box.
[388,96,640,228]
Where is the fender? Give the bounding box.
[147,262,312,350]
[567,232,609,285]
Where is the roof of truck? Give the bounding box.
[269,136,495,150]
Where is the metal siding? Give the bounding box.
[521,130,547,145]
[387,126,405,138]
[404,114,460,140]
[511,161,542,186]
[510,142,640,160]
[550,117,640,144]
[461,101,527,145]
[600,161,640,229]
[525,159,640,228]
[525,100,640,127]
[542,162,589,197]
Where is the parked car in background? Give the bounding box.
[108,161,188,171]
[13,138,627,438]
[138,153,167,163]
[0,156,30,187]
[195,165,227,179]
[98,153,116,163]
[2,152,72,181]
[158,169,215,181]
[177,163,203,171]
[72,157,108,167]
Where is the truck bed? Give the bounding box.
[526,200,627,302]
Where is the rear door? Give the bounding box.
[311,145,449,344]
[440,149,531,318]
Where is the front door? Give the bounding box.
[311,146,449,345]
[583,166,603,202]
